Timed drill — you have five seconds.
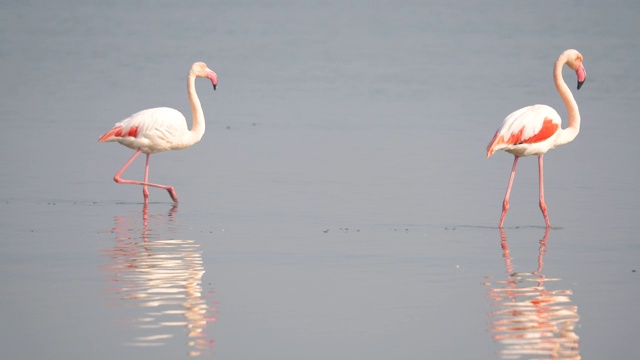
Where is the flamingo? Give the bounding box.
[99,62,218,203]
[486,49,586,228]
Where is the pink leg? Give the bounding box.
[538,155,550,227]
[499,156,519,228]
[113,149,179,202]
[143,154,150,200]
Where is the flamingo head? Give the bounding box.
[191,62,218,90]
[562,49,586,90]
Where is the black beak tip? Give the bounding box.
[213,84,217,91]
[577,80,584,90]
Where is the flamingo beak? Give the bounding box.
[576,63,586,90]
[207,69,218,91]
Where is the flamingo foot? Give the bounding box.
[167,187,178,202]
[143,185,150,199]
[540,201,550,227]
[499,200,509,228]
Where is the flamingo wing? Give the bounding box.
[98,121,140,142]
[99,107,188,153]
[486,104,561,158]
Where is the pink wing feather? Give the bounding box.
[98,124,139,142]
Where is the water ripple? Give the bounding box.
[485,229,580,359]
[101,204,216,357]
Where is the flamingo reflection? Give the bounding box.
[485,228,580,359]
[101,203,217,356]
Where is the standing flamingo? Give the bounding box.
[99,62,218,203]
[486,49,586,227]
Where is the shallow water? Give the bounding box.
[1,1,640,359]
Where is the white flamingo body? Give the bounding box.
[486,49,586,228]
[489,104,562,157]
[99,62,218,203]
[102,107,197,154]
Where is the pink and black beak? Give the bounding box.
[576,63,586,90]
[207,69,218,91]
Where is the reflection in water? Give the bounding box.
[485,229,580,359]
[101,204,216,356]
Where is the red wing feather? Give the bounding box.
[507,118,558,144]
[98,125,139,142]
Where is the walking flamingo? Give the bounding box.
[99,62,218,203]
[486,49,586,227]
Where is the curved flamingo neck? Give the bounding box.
[553,54,580,147]
[186,71,205,145]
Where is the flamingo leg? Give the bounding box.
[143,154,150,200]
[499,156,519,228]
[538,155,551,227]
[113,149,179,202]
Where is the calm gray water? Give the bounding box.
[1,1,639,359]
